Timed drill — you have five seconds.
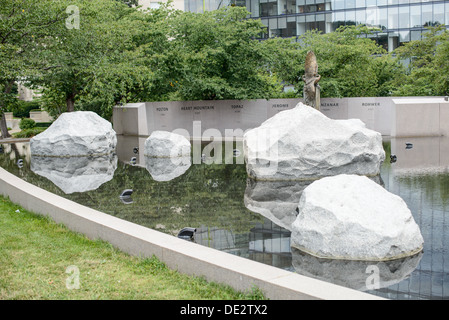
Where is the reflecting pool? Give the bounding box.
[1,135,449,300]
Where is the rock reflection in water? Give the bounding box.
[291,247,423,291]
[30,154,117,194]
[244,178,310,231]
[145,156,191,182]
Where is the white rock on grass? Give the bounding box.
[243,103,385,181]
[291,174,424,261]
[30,111,116,157]
[144,131,191,158]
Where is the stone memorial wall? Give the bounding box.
[112,97,448,139]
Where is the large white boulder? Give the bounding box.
[291,174,424,261]
[243,103,385,181]
[30,111,116,157]
[144,131,191,158]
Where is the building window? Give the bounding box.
[260,2,278,16]
[422,4,432,27]
[150,1,161,9]
[410,5,421,28]
[399,6,410,29]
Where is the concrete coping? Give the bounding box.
[0,167,383,300]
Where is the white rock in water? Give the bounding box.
[291,174,424,261]
[145,156,191,182]
[144,131,191,158]
[243,103,385,181]
[30,111,116,157]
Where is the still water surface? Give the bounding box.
[1,135,449,300]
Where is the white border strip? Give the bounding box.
[0,167,382,300]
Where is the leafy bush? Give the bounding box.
[34,122,53,128]
[13,100,41,118]
[13,127,46,138]
[19,118,36,130]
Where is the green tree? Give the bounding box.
[29,0,152,116]
[266,25,402,99]
[0,0,68,138]
[166,6,282,101]
[392,25,449,96]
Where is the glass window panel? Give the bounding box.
[287,0,296,13]
[366,0,376,6]
[278,17,287,28]
[286,21,297,36]
[346,10,356,25]
[297,0,305,5]
[399,30,410,43]
[306,4,317,12]
[376,0,386,6]
[356,0,365,8]
[411,30,421,41]
[306,14,316,22]
[398,0,409,4]
[333,11,345,29]
[422,4,432,27]
[378,7,387,30]
[297,21,306,34]
[297,15,306,22]
[356,9,365,25]
[346,0,356,9]
[366,7,378,27]
[334,0,344,10]
[316,13,325,21]
[388,6,398,29]
[388,0,398,5]
[434,3,444,26]
[278,0,287,14]
[399,6,410,29]
[260,2,277,16]
[446,2,449,25]
[250,0,260,17]
[410,5,421,27]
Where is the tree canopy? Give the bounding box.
[1,0,447,138]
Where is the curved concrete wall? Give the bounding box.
[0,167,380,300]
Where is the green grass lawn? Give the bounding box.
[0,196,265,300]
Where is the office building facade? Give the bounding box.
[184,0,449,51]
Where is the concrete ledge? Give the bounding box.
[0,167,382,300]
